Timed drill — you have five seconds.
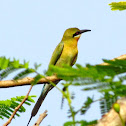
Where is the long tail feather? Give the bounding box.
[31,89,49,116]
[27,116,32,126]
[27,84,50,126]
[27,82,58,126]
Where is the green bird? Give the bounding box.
[27,28,91,126]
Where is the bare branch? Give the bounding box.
[96,97,126,126]
[100,54,126,65]
[0,75,60,88]
[3,85,33,126]
[33,110,48,126]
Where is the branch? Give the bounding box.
[100,54,126,65]
[3,85,33,126]
[0,54,126,88]
[96,97,126,126]
[33,110,48,126]
[0,75,60,88]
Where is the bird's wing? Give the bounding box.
[49,41,64,66]
[71,53,78,66]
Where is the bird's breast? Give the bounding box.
[62,44,78,56]
[56,43,78,66]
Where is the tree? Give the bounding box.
[1,1,126,126]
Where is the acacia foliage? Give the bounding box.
[109,1,126,11]
[47,59,126,125]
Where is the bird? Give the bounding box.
[27,27,91,126]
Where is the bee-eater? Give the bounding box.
[27,28,91,126]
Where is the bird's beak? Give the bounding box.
[79,29,91,34]
[73,29,91,38]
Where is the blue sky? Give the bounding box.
[0,0,126,126]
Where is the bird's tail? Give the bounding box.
[32,84,50,116]
[27,84,52,126]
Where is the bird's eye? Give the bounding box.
[76,32,79,35]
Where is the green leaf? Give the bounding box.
[109,2,126,11]
[64,120,97,126]
[0,57,10,70]
[34,63,41,70]
[100,93,118,115]
[0,96,36,119]
[79,97,93,115]
[13,68,35,80]
[31,74,44,85]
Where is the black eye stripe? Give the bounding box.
[73,31,80,37]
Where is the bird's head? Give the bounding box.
[62,28,91,41]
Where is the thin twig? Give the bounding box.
[33,110,48,126]
[3,85,33,126]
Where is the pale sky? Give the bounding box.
[0,0,126,126]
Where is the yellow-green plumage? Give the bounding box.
[49,28,80,67]
[27,28,91,126]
